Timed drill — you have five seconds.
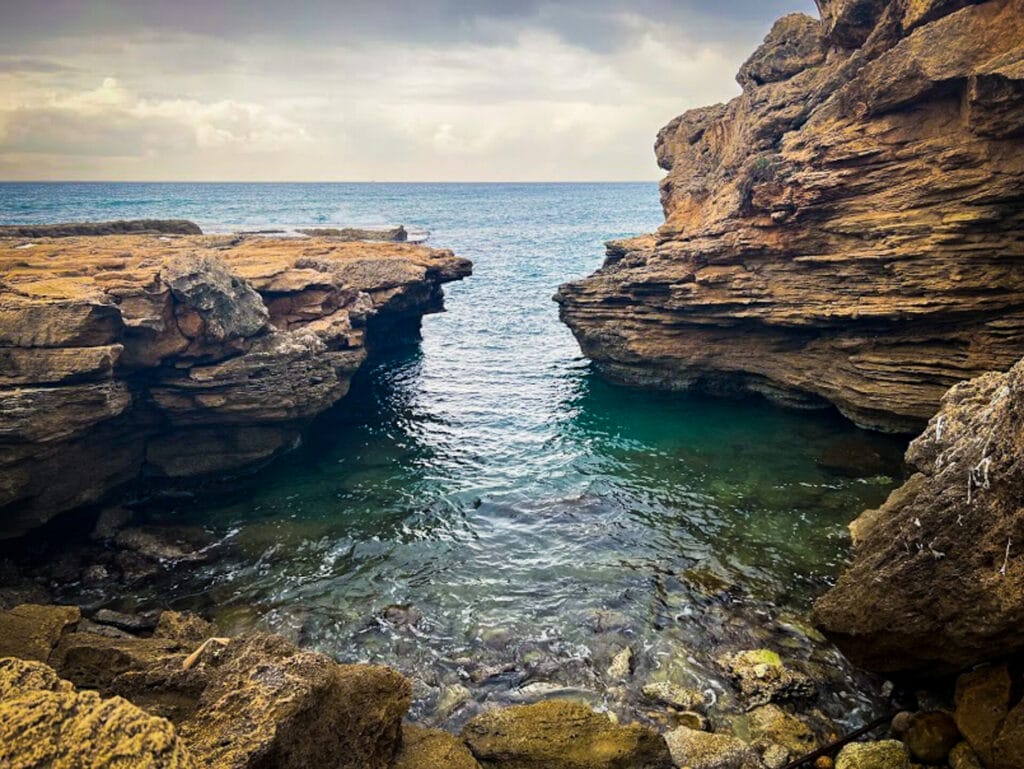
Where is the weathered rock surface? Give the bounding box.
[0,219,203,237]
[953,663,1024,769]
[0,232,471,537]
[835,740,910,769]
[298,225,408,241]
[394,724,482,769]
[461,700,673,769]
[662,725,765,769]
[0,603,80,662]
[0,656,197,769]
[815,357,1024,672]
[557,0,1024,432]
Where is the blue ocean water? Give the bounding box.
[0,182,904,727]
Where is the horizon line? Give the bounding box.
[0,179,661,185]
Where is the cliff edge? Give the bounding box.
[0,231,471,538]
[556,0,1024,432]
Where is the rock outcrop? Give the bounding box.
[814,356,1024,673]
[0,219,203,237]
[0,232,470,537]
[556,0,1024,432]
[0,656,198,769]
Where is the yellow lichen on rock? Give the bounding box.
[0,657,197,768]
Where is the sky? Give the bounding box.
[0,1,818,182]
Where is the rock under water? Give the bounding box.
[0,231,471,538]
[556,0,1024,433]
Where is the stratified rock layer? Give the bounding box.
[814,357,1024,673]
[0,233,470,537]
[557,0,1024,432]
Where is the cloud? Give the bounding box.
[0,1,818,180]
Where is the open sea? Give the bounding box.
[0,182,906,727]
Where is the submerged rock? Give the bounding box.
[641,680,706,710]
[815,358,1024,672]
[0,656,197,768]
[556,0,1024,432]
[717,649,815,707]
[461,699,672,769]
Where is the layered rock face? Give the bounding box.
[0,233,470,537]
[814,356,1024,674]
[557,0,1024,432]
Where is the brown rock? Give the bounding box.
[556,0,1024,434]
[0,656,197,768]
[662,725,764,769]
[0,219,202,237]
[954,664,1024,769]
[0,603,80,662]
[51,631,189,691]
[154,610,216,645]
[902,710,960,763]
[0,232,471,537]
[461,699,672,769]
[394,724,481,769]
[177,634,411,769]
[815,359,1024,672]
[717,649,816,707]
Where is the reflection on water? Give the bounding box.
[11,182,908,730]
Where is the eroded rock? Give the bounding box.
[557,0,1024,433]
[663,725,764,769]
[461,699,672,769]
[394,724,481,769]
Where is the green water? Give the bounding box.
[14,182,907,728]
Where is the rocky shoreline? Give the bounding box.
[556,0,1024,433]
[0,223,471,538]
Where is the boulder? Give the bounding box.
[954,663,1024,769]
[176,634,411,769]
[834,740,909,769]
[0,603,79,662]
[662,726,765,769]
[815,358,1024,672]
[394,724,481,769]
[902,710,960,764]
[461,700,672,769]
[733,704,821,756]
[641,680,706,710]
[0,656,197,768]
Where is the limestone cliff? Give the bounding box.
[814,355,1024,674]
[556,0,1024,432]
[0,232,471,538]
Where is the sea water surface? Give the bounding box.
[0,183,906,727]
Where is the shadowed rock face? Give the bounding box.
[0,233,471,538]
[814,356,1024,673]
[556,0,1024,433]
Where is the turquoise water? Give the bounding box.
[1,183,905,728]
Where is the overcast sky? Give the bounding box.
[0,1,817,181]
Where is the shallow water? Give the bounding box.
[1,182,906,728]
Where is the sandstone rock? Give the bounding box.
[461,700,672,769]
[834,740,909,769]
[177,634,411,769]
[763,744,791,769]
[734,704,821,756]
[0,233,471,537]
[815,358,1024,671]
[51,631,188,691]
[902,710,960,763]
[298,225,408,241]
[607,646,633,680]
[0,219,202,237]
[953,663,1024,769]
[557,0,1024,433]
[662,725,765,769]
[642,680,706,710]
[0,603,80,662]
[154,610,216,645]
[0,656,197,768]
[394,724,481,769]
[717,649,816,706]
[948,740,985,769]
